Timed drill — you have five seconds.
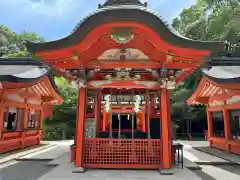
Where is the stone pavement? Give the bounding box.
[0,143,56,165]
[0,160,55,180]
[178,140,240,180]
[194,146,240,164]
[38,153,203,180]
[1,140,240,180]
[16,144,69,161]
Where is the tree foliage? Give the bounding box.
[43,77,78,140]
[0,25,44,57]
[171,0,240,136]
[173,0,240,55]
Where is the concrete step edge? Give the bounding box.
[193,147,240,165]
[0,144,56,165]
[194,160,239,166]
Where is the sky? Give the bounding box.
[0,0,196,41]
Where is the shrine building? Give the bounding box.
[0,57,62,153]
[26,0,225,170]
[188,65,240,155]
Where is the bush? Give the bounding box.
[43,127,62,140]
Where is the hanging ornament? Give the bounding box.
[104,95,111,112]
[8,107,17,114]
[134,95,141,112]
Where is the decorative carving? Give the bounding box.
[78,81,86,88]
[105,69,141,80]
[98,48,149,60]
[111,28,134,44]
[159,79,176,89]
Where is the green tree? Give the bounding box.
[171,0,240,137]
[0,25,44,57]
[172,0,240,54]
[43,77,78,140]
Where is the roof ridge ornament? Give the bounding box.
[99,0,147,8]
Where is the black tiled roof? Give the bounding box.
[202,57,240,83]
[0,57,60,94]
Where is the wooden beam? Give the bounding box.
[196,97,209,104]
[3,89,41,100]
[209,91,240,102]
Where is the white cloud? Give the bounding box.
[0,0,90,17]
[0,0,196,40]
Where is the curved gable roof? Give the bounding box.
[26,5,225,55]
[0,57,49,83]
[0,57,62,104]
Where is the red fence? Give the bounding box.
[83,138,162,169]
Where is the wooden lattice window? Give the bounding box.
[212,111,225,138]
[3,106,24,131]
[28,110,41,129]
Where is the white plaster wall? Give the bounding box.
[27,99,41,105]
[209,100,224,107]
[226,95,240,105]
[5,94,24,103]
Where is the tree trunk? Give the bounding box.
[62,129,66,140]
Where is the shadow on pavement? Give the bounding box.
[0,160,55,180]
[213,164,240,176]
[0,144,46,160]
[192,170,217,180]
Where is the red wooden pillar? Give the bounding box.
[160,89,171,169]
[223,108,232,150]
[75,87,86,168]
[206,109,213,146]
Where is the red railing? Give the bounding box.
[83,138,161,169]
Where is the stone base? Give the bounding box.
[159,168,175,175]
[72,167,86,173]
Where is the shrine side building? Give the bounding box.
[26,0,226,170]
[0,58,62,153]
[188,66,240,155]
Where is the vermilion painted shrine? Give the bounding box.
[1,0,239,171]
[188,66,240,155]
[0,58,62,153]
